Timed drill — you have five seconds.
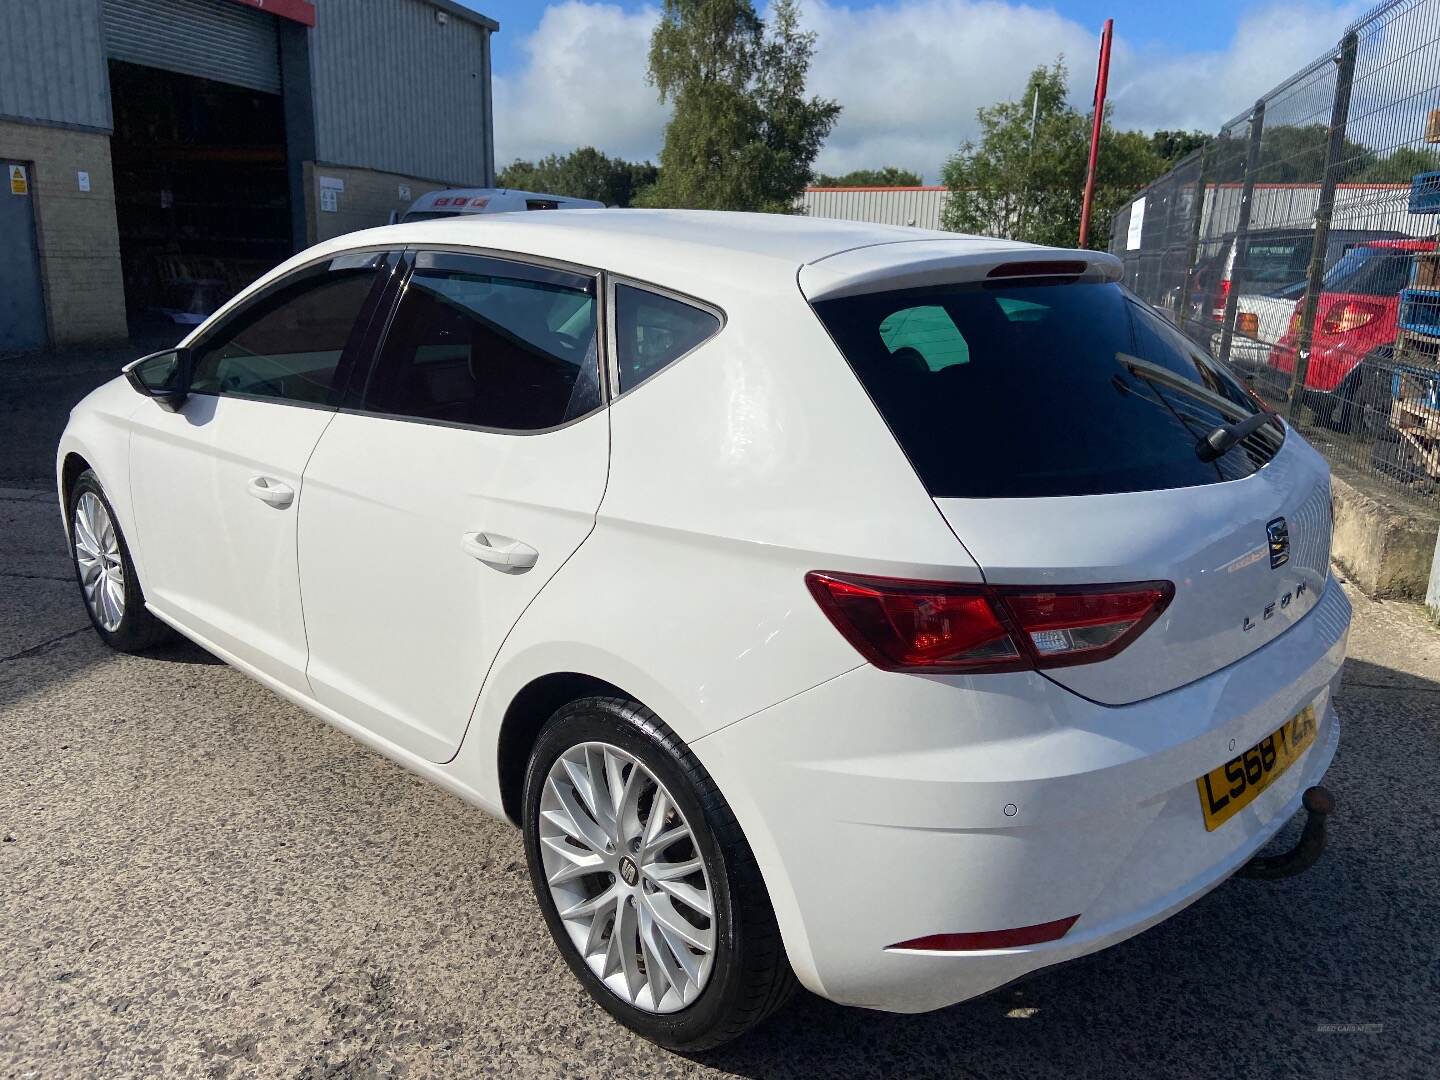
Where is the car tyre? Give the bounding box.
[522,696,797,1051]
[68,470,172,653]
[1333,348,1395,436]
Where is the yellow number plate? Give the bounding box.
[1196,705,1318,832]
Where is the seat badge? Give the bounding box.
[1266,517,1290,569]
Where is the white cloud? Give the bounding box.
[493,2,667,166]
[494,0,1367,180]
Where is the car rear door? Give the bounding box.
[128,252,396,691]
[297,250,609,763]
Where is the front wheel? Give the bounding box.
[69,470,172,653]
[522,696,796,1051]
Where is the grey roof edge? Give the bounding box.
[424,0,499,32]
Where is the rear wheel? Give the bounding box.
[521,696,796,1051]
[1331,349,1395,436]
[69,470,172,653]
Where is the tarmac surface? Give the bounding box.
[2,367,1439,1078]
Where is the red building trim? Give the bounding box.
[227,0,316,27]
[804,186,946,193]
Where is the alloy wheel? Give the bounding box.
[538,741,716,1013]
[74,491,125,632]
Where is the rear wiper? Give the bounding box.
[1117,354,1279,461]
[1194,409,1276,462]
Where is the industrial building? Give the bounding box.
[0,0,496,351]
[799,186,952,231]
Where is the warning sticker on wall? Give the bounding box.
[9,164,28,195]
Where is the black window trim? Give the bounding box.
[336,244,612,437]
[180,246,402,413]
[605,274,727,402]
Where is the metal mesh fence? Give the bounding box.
[1113,0,1440,504]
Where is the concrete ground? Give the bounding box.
[3,391,1439,1078]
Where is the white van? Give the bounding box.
[400,187,605,222]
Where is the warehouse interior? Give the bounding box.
[108,60,292,333]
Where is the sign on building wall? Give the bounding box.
[9,165,28,196]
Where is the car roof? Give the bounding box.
[289,209,1117,302]
[1354,238,1437,251]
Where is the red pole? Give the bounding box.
[1078,18,1114,248]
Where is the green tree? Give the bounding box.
[813,166,924,187]
[1149,129,1209,165]
[497,147,659,207]
[1353,145,1440,183]
[640,0,840,212]
[940,60,1168,249]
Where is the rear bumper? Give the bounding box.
[694,576,1350,1013]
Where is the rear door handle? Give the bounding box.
[461,532,538,570]
[247,476,295,508]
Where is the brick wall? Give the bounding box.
[0,119,128,346]
[303,161,449,246]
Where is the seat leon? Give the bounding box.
[58,210,1348,1050]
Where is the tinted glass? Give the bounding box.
[615,285,721,391]
[189,261,380,404]
[813,281,1282,499]
[1242,235,1313,286]
[1321,245,1419,297]
[402,210,464,222]
[362,256,600,430]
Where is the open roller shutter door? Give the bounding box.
[103,0,281,95]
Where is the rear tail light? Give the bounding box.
[1211,278,1231,322]
[805,572,1174,674]
[1320,299,1383,335]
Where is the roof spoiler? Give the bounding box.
[799,242,1123,301]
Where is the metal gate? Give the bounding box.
[0,161,48,352]
[102,0,281,94]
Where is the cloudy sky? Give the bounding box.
[458,0,1367,181]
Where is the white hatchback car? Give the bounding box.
[58,211,1348,1050]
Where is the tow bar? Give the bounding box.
[1238,786,1335,881]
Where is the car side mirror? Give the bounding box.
[123,348,193,411]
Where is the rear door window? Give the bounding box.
[814,280,1282,498]
[358,253,601,430]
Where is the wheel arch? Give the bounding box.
[495,671,632,826]
[59,451,93,525]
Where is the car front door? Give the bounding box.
[128,251,396,691]
[298,250,609,762]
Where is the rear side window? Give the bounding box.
[813,280,1282,499]
[360,253,600,431]
[615,285,721,392]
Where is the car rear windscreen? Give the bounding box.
[1320,245,1421,296]
[401,211,465,222]
[813,280,1283,499]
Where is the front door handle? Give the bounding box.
[247,476,295,508]
[461,532,538,570]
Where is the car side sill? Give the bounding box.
[144,603,505,821]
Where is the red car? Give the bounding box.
[1268,238,1437,429]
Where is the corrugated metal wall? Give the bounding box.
[0,0,111,130]
[309,0,492,186]
[103,0,282,95]
[800,188,952,231]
